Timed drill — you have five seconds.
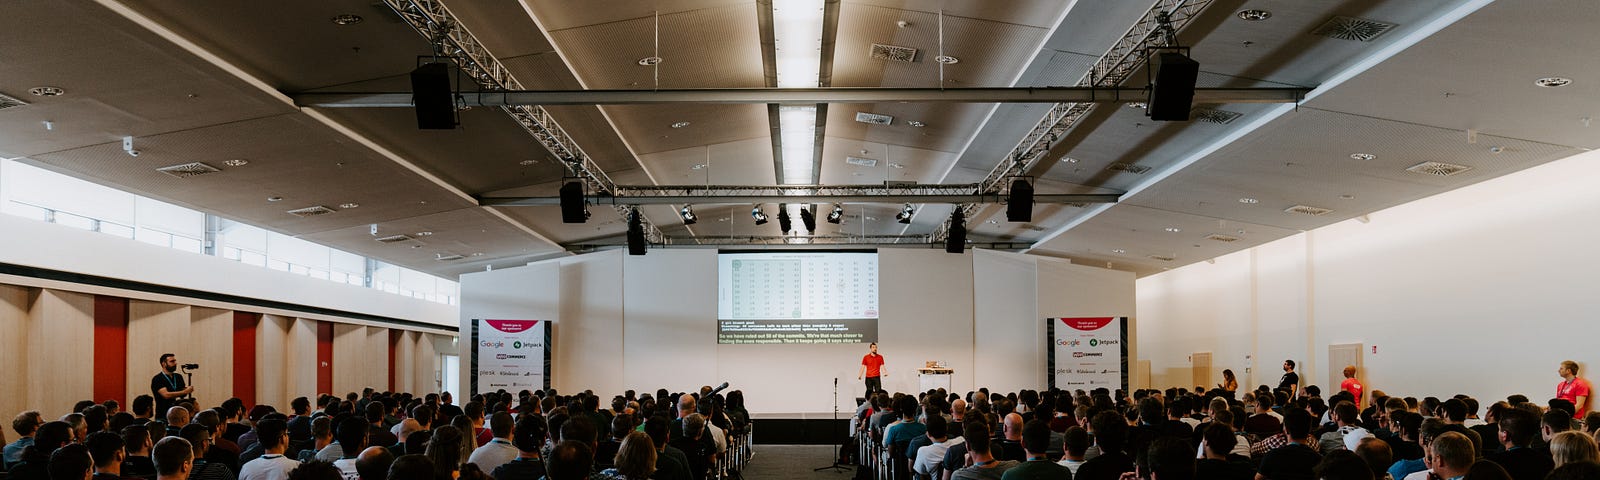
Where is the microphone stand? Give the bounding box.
[814,377,849,472]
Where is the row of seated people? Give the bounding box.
[0,386,753,480]
[853,385,1600,480]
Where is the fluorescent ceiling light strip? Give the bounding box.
[779,105,818,185]
[772,0,826,185]
[1024,0,1496,254]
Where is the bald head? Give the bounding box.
[951,399,967,417]
[165,407,190,427]
[677,394,696,418]
[1004,413,1024,441]
[396,419,422,439]
[354,447,394,480]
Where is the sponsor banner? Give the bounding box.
[475,319,545,394]
[1051,317,1125,390]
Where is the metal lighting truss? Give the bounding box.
[566,234,1033,250]
[477,183,1122,206]
[933,0,1216,241]
[380,0,663,242]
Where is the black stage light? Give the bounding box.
[626,209,647,256]
[945,209,967,254]
[826,204,843,224]
[559,181,588,223]
[751,205,768,225]
[896,204,914,224]
[679,205,697,225]
[1006,178,1034,222]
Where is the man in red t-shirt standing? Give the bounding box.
[1557,360,1591,419]
[1339,365,1363,405]
[859,342,886,395]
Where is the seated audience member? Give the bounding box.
[287,398,313,443]
[10,421,74,480]
[7,411,43,469]
[86,431,135,480]
[596,431,656,480]
[545,441,593,480]
[1054,426,1089,477]
[1257,409,1322,480]
[1439,399,1485,454]
[1551,431,1600,468]
[365,404,398,452]
[467,412,517,472]
[1195,424,1252,480]
[286,461,342,480]
[51,443,95,480]
[1546,412,1576,444]
[1074,411,1132,480]
[424,426,467,480]
[299,418,333,463]
[152,437,194,480]
[1245,396,1284,440]
[950,419,1017,480]
[164,408,190,439]
[1142,437,1195,480]
[196,410,241,472]
[386,455,434,480]
[942,412,988,476]
[999,420,1071,479]
[491,414,547,480]
[1427,432,1478,480]
[354,447,394,480]
[239,419,298,480]
[593,414,630,471]
[1463,460,1514,480]
[330,417,371,480]
[121,424,157,478]
[644,415,691,480]
[1544,461,1600,480]
[130,396,155,427]
[1311,450,1371,480]
[1485,409,1552,480]
[912,413,961,478]
[667,414,711,480]
[179,423,236,480]
[1319,402,1374,455]
[1352,438,1391,480]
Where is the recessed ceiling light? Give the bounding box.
[987,220,998,225]
[519,159,537,166]
[470,252,484,257]
[1112,249,1126,254]
[331,14,363,25]
[28,86,65,97]
[1239,197,1259,204]
[339,203,359,209]
[690,163,707,170]
[222,159,249,167]
[1164,227,1181,233]
[1127,102,1147,109]
[1236,9,1271,21]
[907,120,926,127]
[415,231,433,236]
[888,162,904,169]
[864,216,877,221]
[670,121,691,128]
[1060,157,1078,163]
[1340,194,1356,199]
[1535,77,1573,88]
[638,56,663,66]
[934,55,959,64]
[266,196,283,202]
[1350,153,1376,161]
[717,217,729,222]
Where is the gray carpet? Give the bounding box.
[741,445,857,480]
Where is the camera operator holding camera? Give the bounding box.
[152,353,196,414]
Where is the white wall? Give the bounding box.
[0,214,456,327]
[461,247,1138,416]
[1136,148,1600,403]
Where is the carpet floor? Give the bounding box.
[740,444,858,480]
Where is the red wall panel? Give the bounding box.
[92,296,129,404]
[316,321,333,395]
[388,330,401,392]
[232,312,260,408]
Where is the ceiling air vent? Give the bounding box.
[1205,233,1239,242]
[1148,254,1176,262]
[374,234,415,244]
[845,156,878,167]
[1311,16,1397,42]
[285,205,336,218]
[435,253,465,261]
[1191,108,1243,125]
[1107,163,1152,174]
[155,162,223,178]
[869,43,919,63]
[855,112,894,125]
[1284,205,1334,216]
[1025,225,1048,232]
[1406,161,1472,177]
[0,92,28,110]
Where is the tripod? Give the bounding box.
[814,377,851,472]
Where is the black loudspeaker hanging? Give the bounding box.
[945,210,967,254]
[1006,178,1034,222]
[410,62,457,129]
[799,207,817,233]
[1147,51,1199,121]
[559,181,587,223]
[777,208,793,234]
[627,209,647,256]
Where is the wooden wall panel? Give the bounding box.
[257,315,291,410]
[286,318,319,399]
[0,284,31,419]
[331,323,366,396]
[414,333,438,394]
[366,327,389,394]
[30,289,94,416]
[393,331,417,394]
[190,307,233,406]
[126,300,191,409]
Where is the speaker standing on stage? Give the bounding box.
[859,342,886,395]
[151,354,193,414]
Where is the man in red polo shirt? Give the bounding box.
[858,342,886,395]
[1557,360,1591,419]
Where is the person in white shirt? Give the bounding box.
[912,415,962,477]
[466,412,518,472]
[1056,426,1089,476]
[328,418,369,480]
[238,419,299,480]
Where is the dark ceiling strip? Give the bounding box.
[294,87,1310,107]
[0,262,458,333]
[810,0,841,186]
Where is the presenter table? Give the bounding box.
[918,368,953,392]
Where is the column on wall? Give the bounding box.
[27,289,94,416]
[126,300,191,410]
[190,307,234,405]
[257,315,291,409]
[393,330,418,394]
[332,324,389,395]
[0,285,31,418]
[285,318,319,399]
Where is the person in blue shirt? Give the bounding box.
[5,411,43,469]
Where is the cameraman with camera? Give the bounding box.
[152,354,196,414]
